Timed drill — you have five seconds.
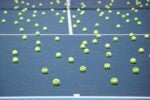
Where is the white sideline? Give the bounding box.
[66,0,73,35]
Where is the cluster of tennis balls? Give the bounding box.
[129,33,137,41]
[128,33,149,75]
[130,58,140,74]
[40,36,61,86]
[10,0,67,34]
[12,50,19,63]
[41,67,61,86]
[71,0,147,34]
[7,0,67,86]
[41,67,60,86]
[80,40,90,54]
[9,0,150,87]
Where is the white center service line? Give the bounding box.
[66,0,73,35]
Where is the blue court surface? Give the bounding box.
[0,0,150,100]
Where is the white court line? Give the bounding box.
[66,0,73,35]
[0,34,148,36]
[0,96,150,99]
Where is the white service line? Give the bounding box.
[66,0,73,35]
[0,34,148,36]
